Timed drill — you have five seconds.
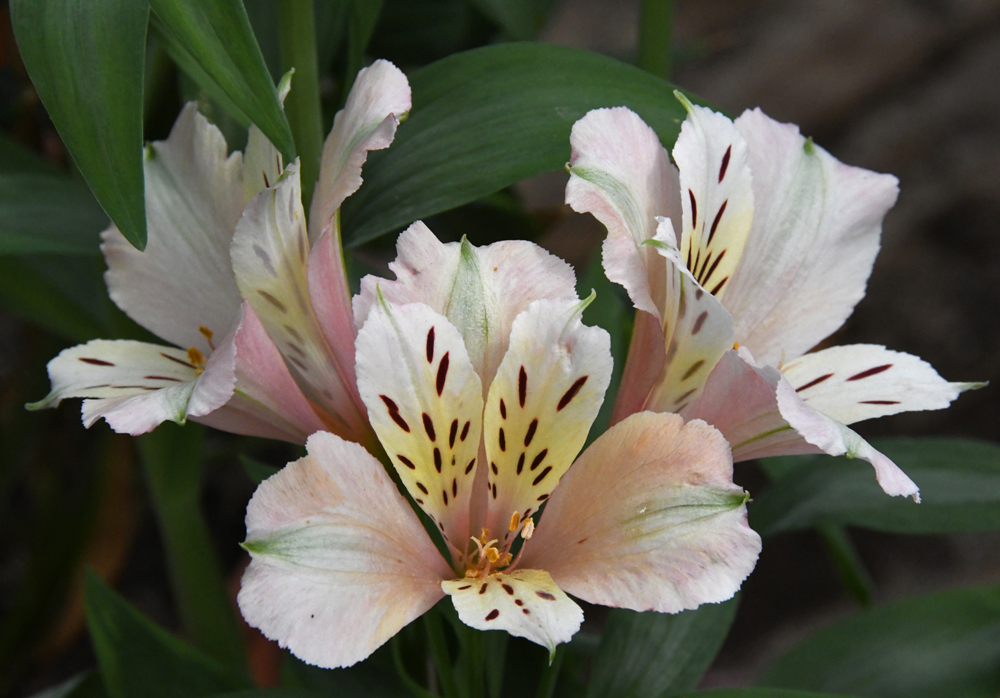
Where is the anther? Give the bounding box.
[521,519,535,540]
[198,325,215,350]
[733,341,739,350]
[485,547,501,563]
[509,512,521,532]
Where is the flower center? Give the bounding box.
[464,528,513,578]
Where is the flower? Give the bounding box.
[29,61,411,447]
[565,96,983,500]
[238,279,760,668]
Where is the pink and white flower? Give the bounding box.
[238,281,760,667]
[566,96,983,500]
[30,61,411,447]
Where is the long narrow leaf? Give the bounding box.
[340,42,696,247]
[11,0,148,249]
[0,175,108,256]
[149,0,295,159]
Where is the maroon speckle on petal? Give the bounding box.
[485,609,500,621]
[519,366,527,407]
[436,353,450,395]
[719,145,732,182]
[860,400,901,405]
[688,189,698,229]
[426,327,435,363]
[80,357,115,366]
[558,376,588,411]
[691,311,708,335]
[707,200,728,245]
[536,590,556,601]
[796,373,834,391]
[423,413,436,441]
[524,418,538,447]
[848,364,893,381]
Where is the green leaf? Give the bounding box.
[209,692,323,698]
[26,671,108,698]
[587,597,738,698]
[761,585,1000,698]
[149,0,295,160]
[750,438,1000,537]
[678,688,851,698]
[0,134,60,175]
[0,174,108,255]
[11,0,149,249]
[239,455,280,485]
[340,42,695,247]
[84,571,252,698]
[468,0,552,40]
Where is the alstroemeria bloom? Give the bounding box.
[238,286,761,667]
[29,61,410,446]
[566,97,982,500]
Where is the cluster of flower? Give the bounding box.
[29,61,977,668]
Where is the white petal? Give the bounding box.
[724,109,899,365]
[308,59,411,241]
[443,569,582,658]
[355,297,484,555]
[781,344,982,425]
[28,338,234,435]
[776,379,920,500]
[231,160,369,441]
[355,222,578,389]
[239,432,450,669]
[102,103,244,354]
[641,219,735,413]
[566,107,681,317]
[482,297,612,548]
[519,413,760,613]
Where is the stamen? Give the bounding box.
[198,325,215,350]
[521,519,535,540]
[734,341,740,350]
[509,511,521,532]
[485,547,500,563]
[187,347,207,374]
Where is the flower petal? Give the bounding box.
[483,297,612,547]
[442,569,582,659]
[355,222,578,389]
[520,412,760,614]
[102,103,244,354]
[355,297,484,556]
[194,303,328,443]
[609,309,665,425]
[781,344,982,425]
[640,219,735,414]
[239,431,450,669]
[27,338,234,435]
[308,59,411,241]
[723,109,899,365]
[672,95,754,301]
[566,106,681,318]
[231,160,369,441]
[776,380,921,500]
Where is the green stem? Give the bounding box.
[535,645,565,698]
[392,635,441,698]
[424,608,459,698]
[818,523,874,607]
[278,0,324,214]
[137,423,246,670]
[638,0,673,80]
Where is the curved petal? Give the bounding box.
[232,161,369,441]
[609,309,665,425]
[355,222,578,389]
[355,297,484,556]
[443,569,582,659]
[239,432,450,670]
[724,108,899,365]
[776,380,921,500]
[641,219,735,414]
[483,297,612,548]
[102,103,244,354]
[27,338,234,435]
[781,344,983,425]
[194,303,328,444]
[520,412,760,614]
[566,107,680,317]
[672,94,754,300]
[308,59,411,241]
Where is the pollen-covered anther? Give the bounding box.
[733,341,739,350]
[485,547,501,564]
[521,518,535,540]
[198,325,215,350]
[509,511,521,532]
[187,347,207,375]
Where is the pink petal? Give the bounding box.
[308,60,411,242]
[102,103,244,354]
[609,309,665,425]
[520,413,760,613]
[239,432,450,669]
[724,109,899,366]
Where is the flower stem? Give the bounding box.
[638,0,673,80]
[424,607,459,698]
[392,635,441,698]
[137,423,246,671]
[535,645,565,698]
[278,0,324,214]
